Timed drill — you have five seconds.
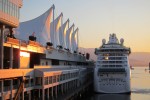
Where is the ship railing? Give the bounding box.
[101,65,129,68]
[99,61,127,63]
[96,51,130,54]
[99,62,128,65]
[98,59,127,61]
[5,37,45,49]
[100,63,127,66]
[98,57,127,60]
[98,67,127,69]
[28,40,41,47]
[6,37,19,45]
[100,78,125,81]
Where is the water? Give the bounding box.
[88,67,150,100]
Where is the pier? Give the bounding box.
[0,66,93,100]
[0,34,94,100]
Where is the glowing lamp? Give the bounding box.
[20,51,30,57]
[105,56,109,60]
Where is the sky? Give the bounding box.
[20,0,150,52]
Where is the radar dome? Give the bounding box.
[120,38,124,44]
[102,39,106,44]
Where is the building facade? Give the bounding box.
[0,0,23,70]
[0,0,23,100]
[0,0,22,27]
[0,1,94,100]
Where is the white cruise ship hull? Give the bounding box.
[94,33,131,94]
[94,67,131,93]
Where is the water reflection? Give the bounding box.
[92,94,131,100]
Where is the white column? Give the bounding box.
[42,89,45,100]
[18,40,21,68]
[67,82,68,91]
[70,81,72,89]
[69,82,70,90]
[57,85,59,94]
[29,91,31,100]
[38,89,40,99]
[51,76,54,99]
[17,79,20,100]
[10,79,13,100]
[1,80,4,100]
[51,87,53,99]
[10,44,13,69]
[42,77,45,100]
[29,78,31,87]
[65,83,67,92]
[47,88,49,99]
[0,25,5,69]
[48,77,49,85]
[55,86,57,98]
[61,84,63,94]
[9,27,14,69]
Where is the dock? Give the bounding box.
[0,66,93,100]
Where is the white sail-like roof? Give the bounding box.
[50,13,63,48]
[59,19,69,48]
[66,24,74,50]
[71,28,79,52]
[15,6,54,46]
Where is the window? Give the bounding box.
[49,76,52,84]
[53,76,56,83]
[44,77,48,85]
[1,0,3,11]
[46,61,48,65]
[0,0,2,10]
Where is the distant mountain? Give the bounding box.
[79,48,150,67]
[129,52,150,67]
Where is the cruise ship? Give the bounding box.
[94,33,131,93]
[0,1,93,100]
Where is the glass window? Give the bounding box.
[8,1,10,15]
[18,8,20,19]
[17,7,19,18]
[12,3,14,17]
[14,5,16,17]
[6,0,9,14]
[10,2,13,16]
[4,0,7,13]
[0,0,2,11]
[2,0,5,12]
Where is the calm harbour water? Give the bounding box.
[88,67,150,100]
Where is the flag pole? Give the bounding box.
[77,29,79,53]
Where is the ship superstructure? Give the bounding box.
[94,33,131,93]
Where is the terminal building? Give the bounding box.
[0,1,93,100]
[0,0,23,69]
